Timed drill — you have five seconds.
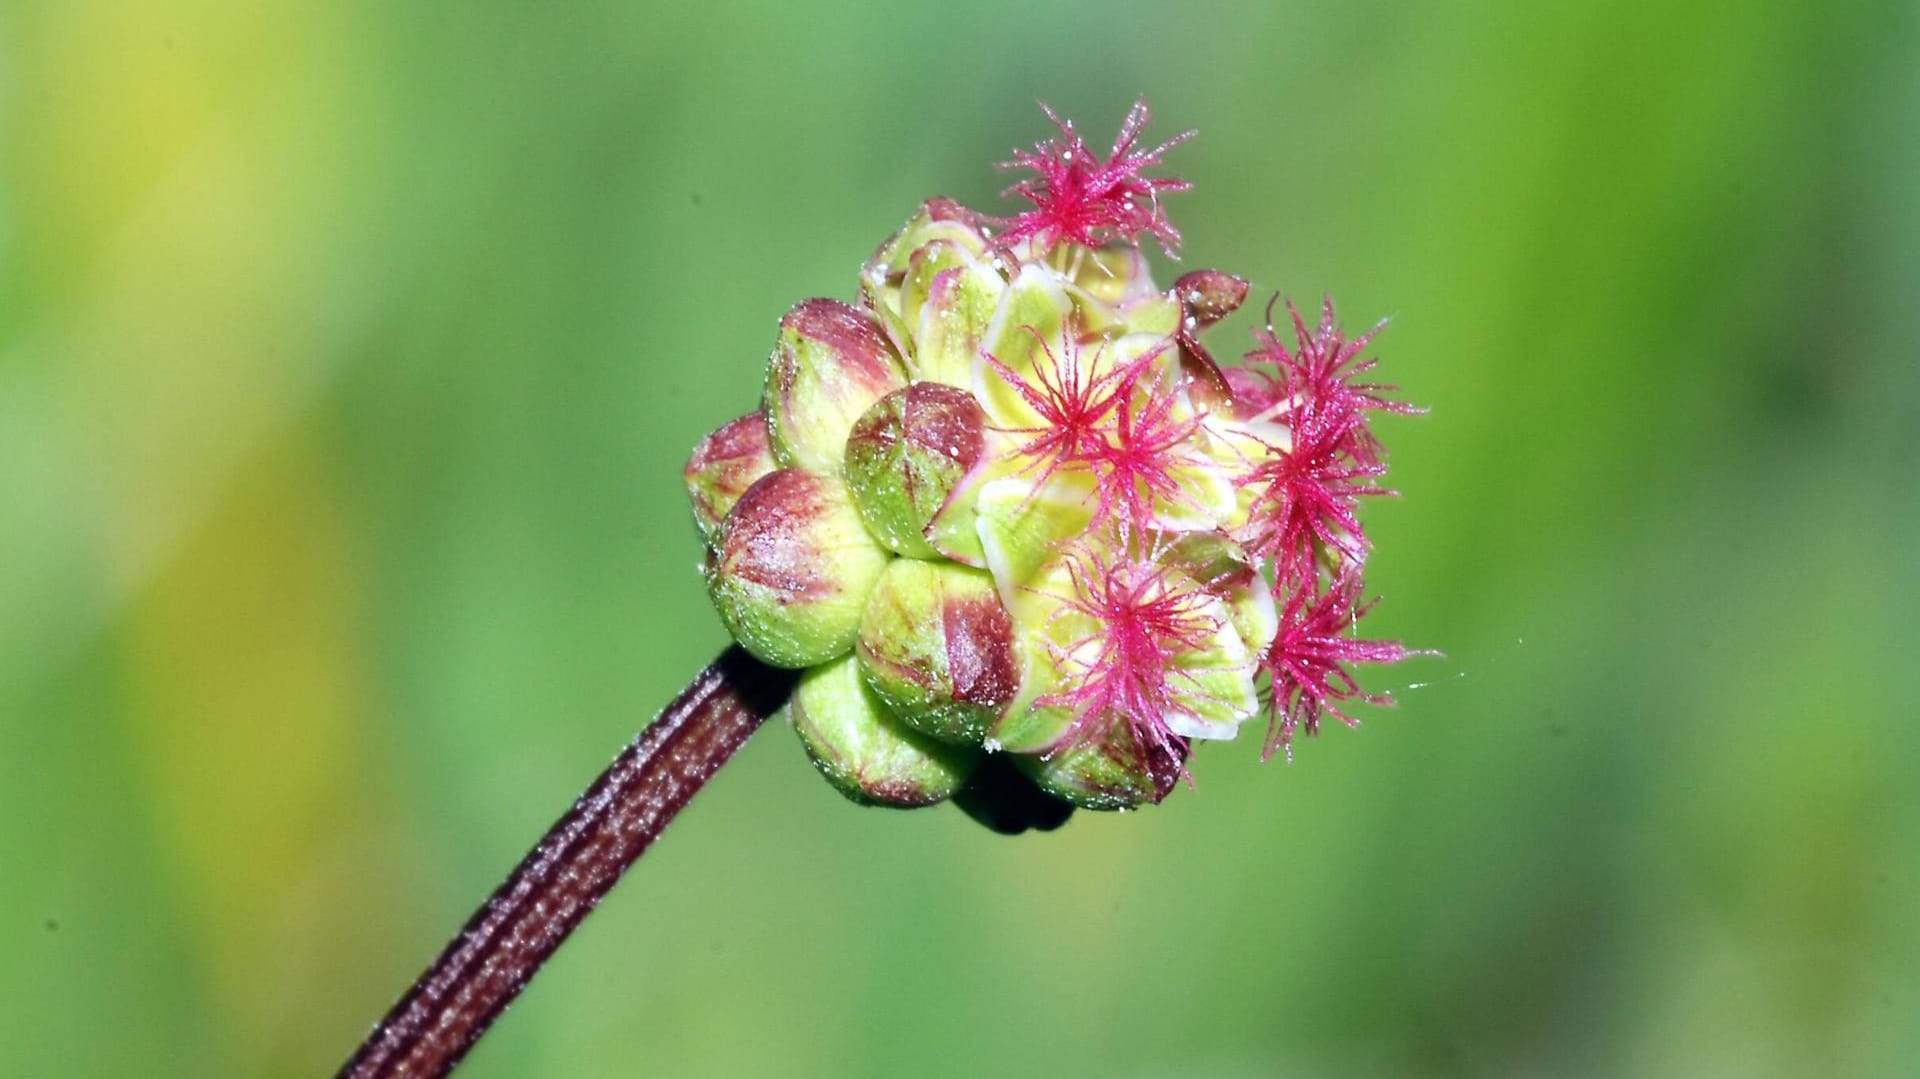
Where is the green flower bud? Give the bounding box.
[790,654,979,807]
[865,198,990,276]
[1026,250,1177,341]
[861,199,993,361]
[855,559,1018,745]
[683,412,776,542]
[982,555,1086,754]
[919,449,1021,568]
[974,472,1096,603]
[973,264,1072,416]
[764,299,907,473]
[898,242,1005,387]
[843,383,988,559]
[1115,292,1182,338]
[706,468,890,669]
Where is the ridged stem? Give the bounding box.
[336,646,798,1079]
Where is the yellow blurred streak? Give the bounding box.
[8,5,211,270]
[3,1,386,671]
[38,3,351,580]
[3,2,422,1071]
[12,2,329,273]
[124,425,377,1073]
[67,127,329,593]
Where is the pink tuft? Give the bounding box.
[986,327,1155,489]
[1261,570,1417,761]
[1235,397,1391,593]
[1228,296,1423,595]
[1036,545,1223,765]
[994,99,1193,256]
[1243,297,1420,465]
[1081,356,1209,535]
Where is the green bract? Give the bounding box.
[843,383,987,559]
[705,468,889,669]
[855,558,1016,745]
[790,655,979,807]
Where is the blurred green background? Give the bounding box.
[3,2,1916,1076]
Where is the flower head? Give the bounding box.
[690,100,1424,827]
[994,98,1193,256]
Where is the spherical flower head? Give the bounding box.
[687,101,1425,828]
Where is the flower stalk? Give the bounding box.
[334,647,799,1079]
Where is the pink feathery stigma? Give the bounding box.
[1082,356,1208,535]
[1236,398,1392,593]
[994,99,1193,255]
[1038,546,1221,761]
[985,327,1156,488]
[1244,297,1421,465]
[1261,570,1414,761]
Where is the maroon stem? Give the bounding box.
[336,646,799,1079]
